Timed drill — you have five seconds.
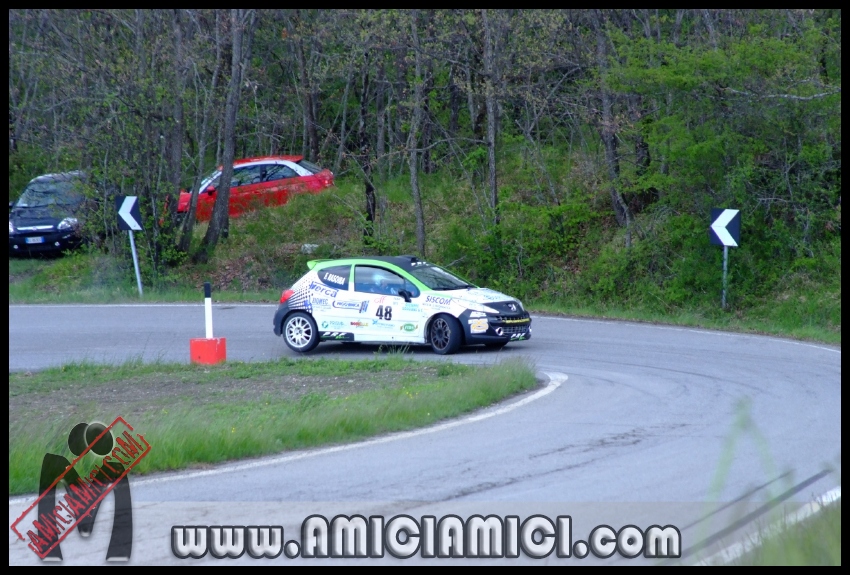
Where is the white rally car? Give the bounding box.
[272,256,531,355]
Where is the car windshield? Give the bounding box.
[198,169,222,192]
[16,179,84,208]
[407,264,474,290]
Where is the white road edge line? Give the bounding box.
[9,372,565,505]
[693,486,842,566]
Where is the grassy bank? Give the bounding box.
[8,356,539,495]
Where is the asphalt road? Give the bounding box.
[8,304,842,564]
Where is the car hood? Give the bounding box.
[9,206,73,229]
[434,287,517,306]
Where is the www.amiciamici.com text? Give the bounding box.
[172,514,681,560]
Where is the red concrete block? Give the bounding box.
[190,337,227,365]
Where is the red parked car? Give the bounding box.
[177,155,333,221]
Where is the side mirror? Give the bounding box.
[398,289,412,303]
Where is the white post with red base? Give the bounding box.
[190,282,226,364]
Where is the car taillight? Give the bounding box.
[280,289,294,303]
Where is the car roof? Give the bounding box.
[234,155,304,166]
[309,255,427,272]
[29,171,86,184]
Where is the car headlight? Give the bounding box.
[57,217,78,231]
[9,220,15,235]
[464,301,500,314]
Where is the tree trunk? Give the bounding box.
[195,9,254,263]
[482,9,499,227]
[375,61,387,181]
[179,9,222,253]
[295,32,318,162]
[595,11,632,247]
[333,68,353,174]
[407,10,426,257]
[357,53,376,239]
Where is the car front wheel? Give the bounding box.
[429,315,462,355]
[282,312,320,353]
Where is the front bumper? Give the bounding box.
[461,310,532,344]
[9,231,82,254]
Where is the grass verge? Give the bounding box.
[9,356,539,496]
[527,300,841,346]
[734,499,841,566]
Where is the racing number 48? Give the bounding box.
[375,305,393,320]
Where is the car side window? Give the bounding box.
[231,166,264,187]
[354,266,420,297]
[263,164,299,182]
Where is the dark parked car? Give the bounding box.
[9,171,89,255]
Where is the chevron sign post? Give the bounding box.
[709,208,741,309]
[116,196,144,297]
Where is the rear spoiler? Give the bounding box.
[306,259,331,270]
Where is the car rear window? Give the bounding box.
[297,160,324,174]
[317,265,350,290]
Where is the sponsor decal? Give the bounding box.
[469,311,487,318]
[509,333,528,341]
[350,321,370,328]
[333,301,363,310]
[321,320,346,329]
[372,295,395,304]
[400,323,418,332]
[322,272,346,286]
[359,301,370,314]
[310,298,330,308]
[371,320,395,329]
[320,332,353,341]
[425,295,452,306]
[308,281,338,298]
[508,303,517,312]
[501,318,530,324]
[468,319,489,334]
[402,303,420,312]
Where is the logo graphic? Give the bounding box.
[320,332,353,340]
[400,323,418,332]
[350,321,369,327]
[359,301,369,314]
[321,321,329,329]
[311,298,330,308]
[333,301,362,310]
[308,282,338,298]
[468,319,488,333]
[11,417,150,561]
[425,295,452,306]
[508,303,517,312]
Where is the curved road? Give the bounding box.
[8,304,842,564]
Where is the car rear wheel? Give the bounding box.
[429,315,462,355]
[282,312,320,353]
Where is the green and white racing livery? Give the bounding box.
[272,255,531,355]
